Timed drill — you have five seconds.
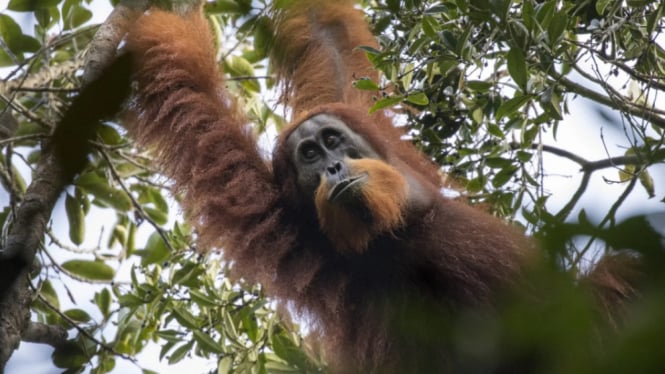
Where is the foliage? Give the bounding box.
[0,0,663,373]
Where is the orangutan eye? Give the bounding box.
[300,144,320,161]
[323,132,341,149]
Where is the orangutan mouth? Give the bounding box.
[328,174,368,203]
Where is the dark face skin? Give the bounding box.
[286,114,381,199]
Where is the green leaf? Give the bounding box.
[94,288,111,318]
[541,90,563,120]
[226,55,260,92]
[126,223,136,257]
[386,0,400,12]
[496,95,530,119]
[173,266,204,289]
[425,5,447,14]
[0,14,39,55]
[61,260,115,281]
[108,224,127,249]
[143,207,169,226]
[356,45,381,56]
[466,80,493,92]
[405,92,429,106]
[548,11,567,46]
[137,232,170,266]
[485,157,514,169]
[35,8,56,29]
[353,78,380,91]
[471,107,484,124]
[168,341,194,365]
[369,96,402,113]
[536,0,555,26]
[466,177,484,193]
[507,47,528,89]
[522,0,535,31]
[144,186,168,211]
[64,308,91,323]
[52,341,87,369]
[76,172,132,211]
[595,0,612,15]
[603,214,665,253]
[508,20,529,49]
[646,3,664,35]
[0,207,9,231]
[492,166,518,188]
[205,0,243,14]
[218,356,233,374]
[62,0,92,30]
[97,123,123,145]
[39,280,60,309]
[253,16,272,53]
[65,193,85,245]
[240,308,261,342]
[223,310,239,340]
[421,15,438,39]
[193,330,224,354]
[189,289,218,307]
[100,356,116,372]
[516,151,533,162]
[159,341,177,362]
[271,331,311,369]
[487,123,504,138]
[171,305,199,329]
[157,330,182,343]
[117,293,145,308]
[639,169,655,198]
[241,78,261,94]
[264,359,300,373]
[0,49,14,67]
[8,0,62,11]
[226,55,254,77]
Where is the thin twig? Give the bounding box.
[571,173,640,267]
[40,246,110,284]
[568,39,665,90]
[550,71,665,129]
[0,134,48,146]
[10,87,80,93]
[555,171,592,221]
[34,292,137,364]
[45,228,98,255]
[513,142,665,172]
[95,146,175,253]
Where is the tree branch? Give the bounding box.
[513,143,665,172]
[35,293,137,363]
[568,39,665,91]
[550,71,665,129]
[510,143,664,221]
[96,146,176,253]
[82,0,148,83]
[22,322,67,348]
[0,1,144,370]
[556,169,592,221]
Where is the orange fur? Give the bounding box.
[271,0,380,119]
[126,9,293,287]
[315,159,408,252]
